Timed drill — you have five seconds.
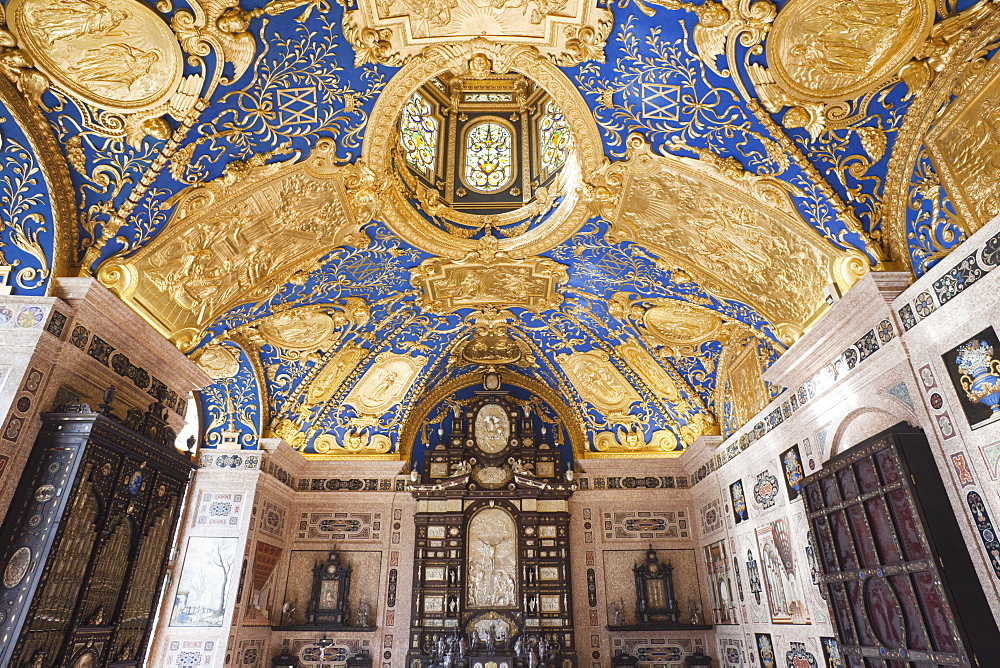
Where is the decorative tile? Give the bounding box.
[885,382,913,409]
[752,471,779,510]
[86,335,114,365]
[785,641,817,668]
[950,452,975,487]
[603,510,687,539]
[898,303,917,330]
[45,309,67,338]
[730,479,748,523]
[780,444,804,502]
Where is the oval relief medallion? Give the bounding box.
[766,0,934,102]
[3,546,31,588]
[474,403,510,454]
[7,0,184,113]
[643,301,722,348]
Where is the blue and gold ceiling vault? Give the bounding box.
[1,0,998,455]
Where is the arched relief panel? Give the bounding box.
[0,75,75,294]
[884,8,1000,275]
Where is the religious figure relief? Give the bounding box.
[304,344,369,405]
[411,255,568,313]
[6,0,184,112]
[596,135,857,342]
[256,307,341,351]
[927,64,1000,234]
[474,403,511,454]
[101,146,369,349]
[765,0,934,102]
[345,353,427,417]
[28,0,128,44]
[556,350,641,418]
[194,343,241,379]
[466,508,517,607]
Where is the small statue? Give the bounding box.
[447,565,459,585]
[688,597,702,625]
[486,624,496,654]
[356,599,371,627]
[281,599,297,626]
[512,459,529,475]
[527,642,540,668]
[452,459,471,476]
[611,597,625,626]
[514,637,524,660]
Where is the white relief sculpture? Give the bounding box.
[466,508,517,607]
[474,403,510,453]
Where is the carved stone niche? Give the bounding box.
[306,549,352,628]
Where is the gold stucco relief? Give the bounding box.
[98,140,372,350]
[342,0,612,67]
[555,350,642,420]
[593,134,864,344]
[345,353,428,418]
[5,0,184,113]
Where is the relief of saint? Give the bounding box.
[69,43,159,89]
[27,0,129,45]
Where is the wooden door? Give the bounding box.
[803,424,1000,667]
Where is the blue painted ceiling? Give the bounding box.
[0,0,992,456]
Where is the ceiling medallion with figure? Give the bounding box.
[5,0,184,113]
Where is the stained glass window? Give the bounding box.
[539,100,570,177]
[464,121,513,192]
[400,92,438,177]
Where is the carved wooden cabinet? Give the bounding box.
[0,402,193,667]
[802,424,1000,667]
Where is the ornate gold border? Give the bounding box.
[0,74,76,288]
[397,371,588,462]
[361,39,606,258]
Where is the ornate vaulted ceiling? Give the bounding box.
[0,0,997,458]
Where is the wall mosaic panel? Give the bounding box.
[259,500,287,538]
[603,510,688,540]
[297,511,382,541]
[195,492,244,527]
[699,499,723,536]
[942,327,1000,429]
[165,640,216,666]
